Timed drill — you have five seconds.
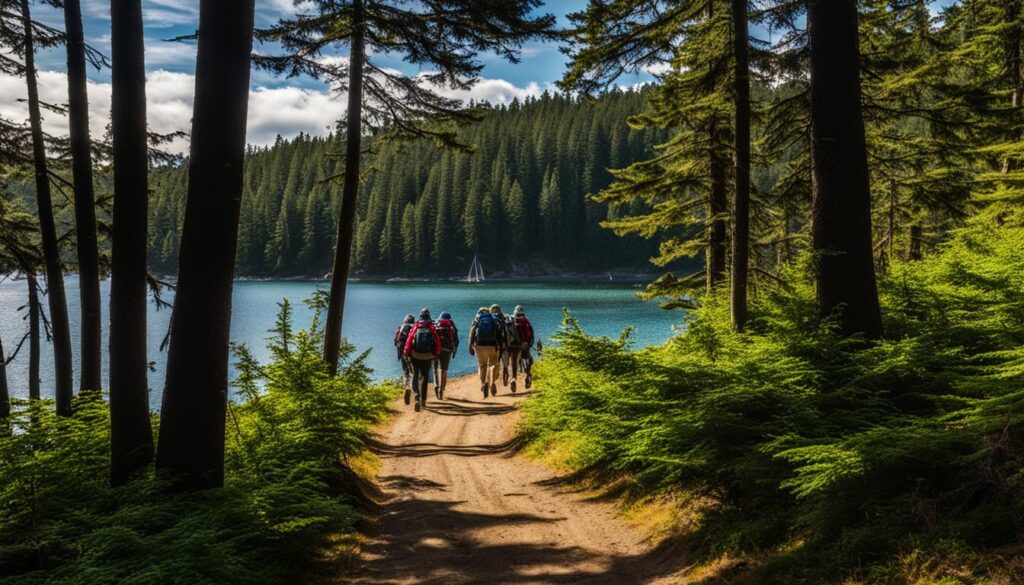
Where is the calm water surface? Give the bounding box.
[0,277,682,409]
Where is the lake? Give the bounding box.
[0,277,682,409]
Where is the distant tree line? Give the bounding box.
[147,90,672,277]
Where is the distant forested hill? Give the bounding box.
[147,89,673,277]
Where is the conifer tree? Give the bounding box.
[807,0,883,338]
[62,0,102,393]
[156,0,256,490]
[109,0,155,485]
[17,0,74,415]
[257,0,555,373]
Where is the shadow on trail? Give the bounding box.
[356,493,689,585]
[369,438,520,459]
[428,398,517,417]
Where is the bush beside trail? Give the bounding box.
[0,300,395,584]
[520,222,1024,584]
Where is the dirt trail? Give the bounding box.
[352,374,688,585]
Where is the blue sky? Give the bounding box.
[3,0,960,152]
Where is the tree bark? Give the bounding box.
[28,273,40,401]
[109,0,154,486]
[730,0,751,332]
[807,0,883,339]
[908,224,923,260]
[0,330,9,420]
[323,0,365,374]
[156,0,256,490]
[62,0,101,395]
[21,0,75,414]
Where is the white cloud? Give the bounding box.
[1,67,549,155]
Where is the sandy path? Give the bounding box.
[352,374,687,585]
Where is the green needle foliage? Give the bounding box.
[0,301,394,583]
[521,215,1024,583]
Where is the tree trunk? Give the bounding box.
[28,273,40,401]
[109,0,154,486]
[808,0,883,339]
[155,0,256,490]
[908,224,923,260]
[1003,0,1022,174]
[62,0,101,395]
[21,0,75,414]
[730,0,751,332]
[323,0,365,374]
[0,331,9,420]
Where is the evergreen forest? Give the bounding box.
[147,90,670,277]
[2,0,1024,584]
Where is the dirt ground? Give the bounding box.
[350,373,690,585]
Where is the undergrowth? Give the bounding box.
[520,221,1024,584]
[0,299,395,584]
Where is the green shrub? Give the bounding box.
[0,299,394,584]
[520,222,1024,583]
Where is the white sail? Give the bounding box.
[467,253,485,282]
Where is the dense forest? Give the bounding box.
[3,0,1024,583]
[147,90,670,277]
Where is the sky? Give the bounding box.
[2,0,599,153]
[1,0,960,154]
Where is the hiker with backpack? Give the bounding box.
[469,306,503,398]
[513,305,536,390]
[433,311,459,400]
[497,305,521,391]
[403,308,442,412]
[393,314,416,398]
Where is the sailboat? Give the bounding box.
[466,253,485,283]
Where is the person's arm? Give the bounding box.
[453,325,460,355]
[468,322,477,355]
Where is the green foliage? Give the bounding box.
[146,91,671,277]
[0,302,394,584]
[521,220,1024,583]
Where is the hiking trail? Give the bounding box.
[352,374,688,585]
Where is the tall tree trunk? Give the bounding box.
[908,223,923,260]
[21,0,75,414]
[1003,0,1022,174]
[730,0,751,332]
[109,0,154,486]
[28,273,40,401]
[156,0,256,490]
[808,0,883,339]
[323,0,365,374]
[0,331,9,420]
[63,0,101,395]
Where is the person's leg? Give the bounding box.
[414,358,431,408]
[485,347,499,395]
[523,347,533,387]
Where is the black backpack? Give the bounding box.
[413,325,434,353]
[504,316,520,345]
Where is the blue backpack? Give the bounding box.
[476,313,497,343]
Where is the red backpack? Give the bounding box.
[515,315,533,345]
[435,319,456,352]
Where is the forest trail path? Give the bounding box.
[350,374,688,585]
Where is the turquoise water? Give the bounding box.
[0,277,682,409]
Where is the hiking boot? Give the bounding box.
[414,401,421,412]
[525,374,532,389]
[490,383,498,397]
[404,387,411,405]
[511,379,517,394]
[482,383,489,398]
[434,385,441,400]
[438,387,445,400]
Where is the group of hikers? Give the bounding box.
[393,305,538,411]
